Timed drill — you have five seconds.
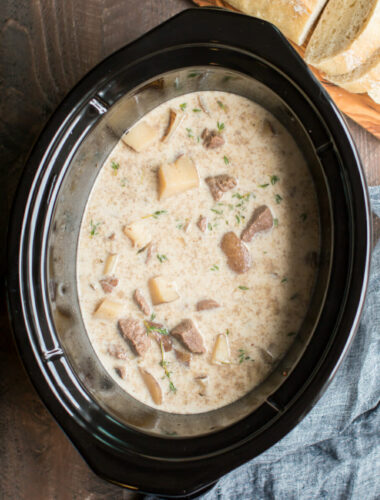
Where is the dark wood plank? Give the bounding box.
[0,1,378,499]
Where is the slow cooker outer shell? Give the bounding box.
[6,8,371,498]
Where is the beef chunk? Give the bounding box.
[205,175,237,201]
[114,366,127,379]
[174,348,192,367]
[133,289,151,316]
[197,215,207,232]
[241,205,273,242]
[99,276,119,293]
[196,299,220,311]
[201,128,225,149]
[118,318,150,356]
[171,319,206,354]
[220,232,251,274]
[107,344,128,360]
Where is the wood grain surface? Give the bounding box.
[193,0,380,140]
[0,1,379,499]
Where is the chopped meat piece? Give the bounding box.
[196,299,220,311]
[114,366,126,379]
[171,319,206,354]
[145,241,156,264]
[240,205,273,242]
[201,128,225,149]
[205,175,237,201]
[133,289,151,316]
[197,215,207,232]
[108,232,115,240]
[99,276,119,293]
[174,348,192,367]
[118,318,150,356]
[107,344,128,360]
[220,232,251,274]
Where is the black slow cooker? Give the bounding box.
[6,8,371,498]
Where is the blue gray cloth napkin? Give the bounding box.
[199,185,380,500]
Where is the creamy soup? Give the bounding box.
[77,91,320,414]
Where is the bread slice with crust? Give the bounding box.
[305,0,380,75]
[327,51,380,102]
[227,0,328,45]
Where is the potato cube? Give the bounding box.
[139,367,163,405]
[123,221,151,249]
[158,156,199,200]
[103,253,119,275]
[148,276,179,305]
[122,121,158,152]
[211,333,231,365]
[93,298,123,320]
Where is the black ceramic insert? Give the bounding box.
[6,8,371,498]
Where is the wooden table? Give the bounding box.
[1,1,379,498]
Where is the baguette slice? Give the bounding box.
[327,51,380,101]
[227,0,328,45]
[305,0,380,75]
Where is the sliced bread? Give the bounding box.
[227,0,328,45]
[305,0,380,75]
[327,51,380,102]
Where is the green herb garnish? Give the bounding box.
[217,100,226,110]
[217,121,225,131]
[275,194,283,204]
[270,175,279,185]
[238,348,251,364]
[186,128,194,138]
[152,210,167,219]
[211,208,223,215]
[179,102,187,111]
[238,286,249,290]
[300,213,308,222]
[188,72,200,78]
[159,342,177,393]
[259,183,269,188]
[193,108,201,113]
[157,254,168,263]
[89,220,101,237]
[273,218,278,227]
[111,161,119,174]
[120,177,127,187]
[223,155,229,165]
[210,264,219,271]
[281,277,288,283]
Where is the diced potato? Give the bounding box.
[139,367,163,405]
[211,334,231,365]
[122,121,158,152]
[93,298,123,320]
[195,375,208,396]
[103,253,119,275]
[158,156,199,200]
[161,109,184,143]
[148,276,179,305]
[123,221,151,249]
